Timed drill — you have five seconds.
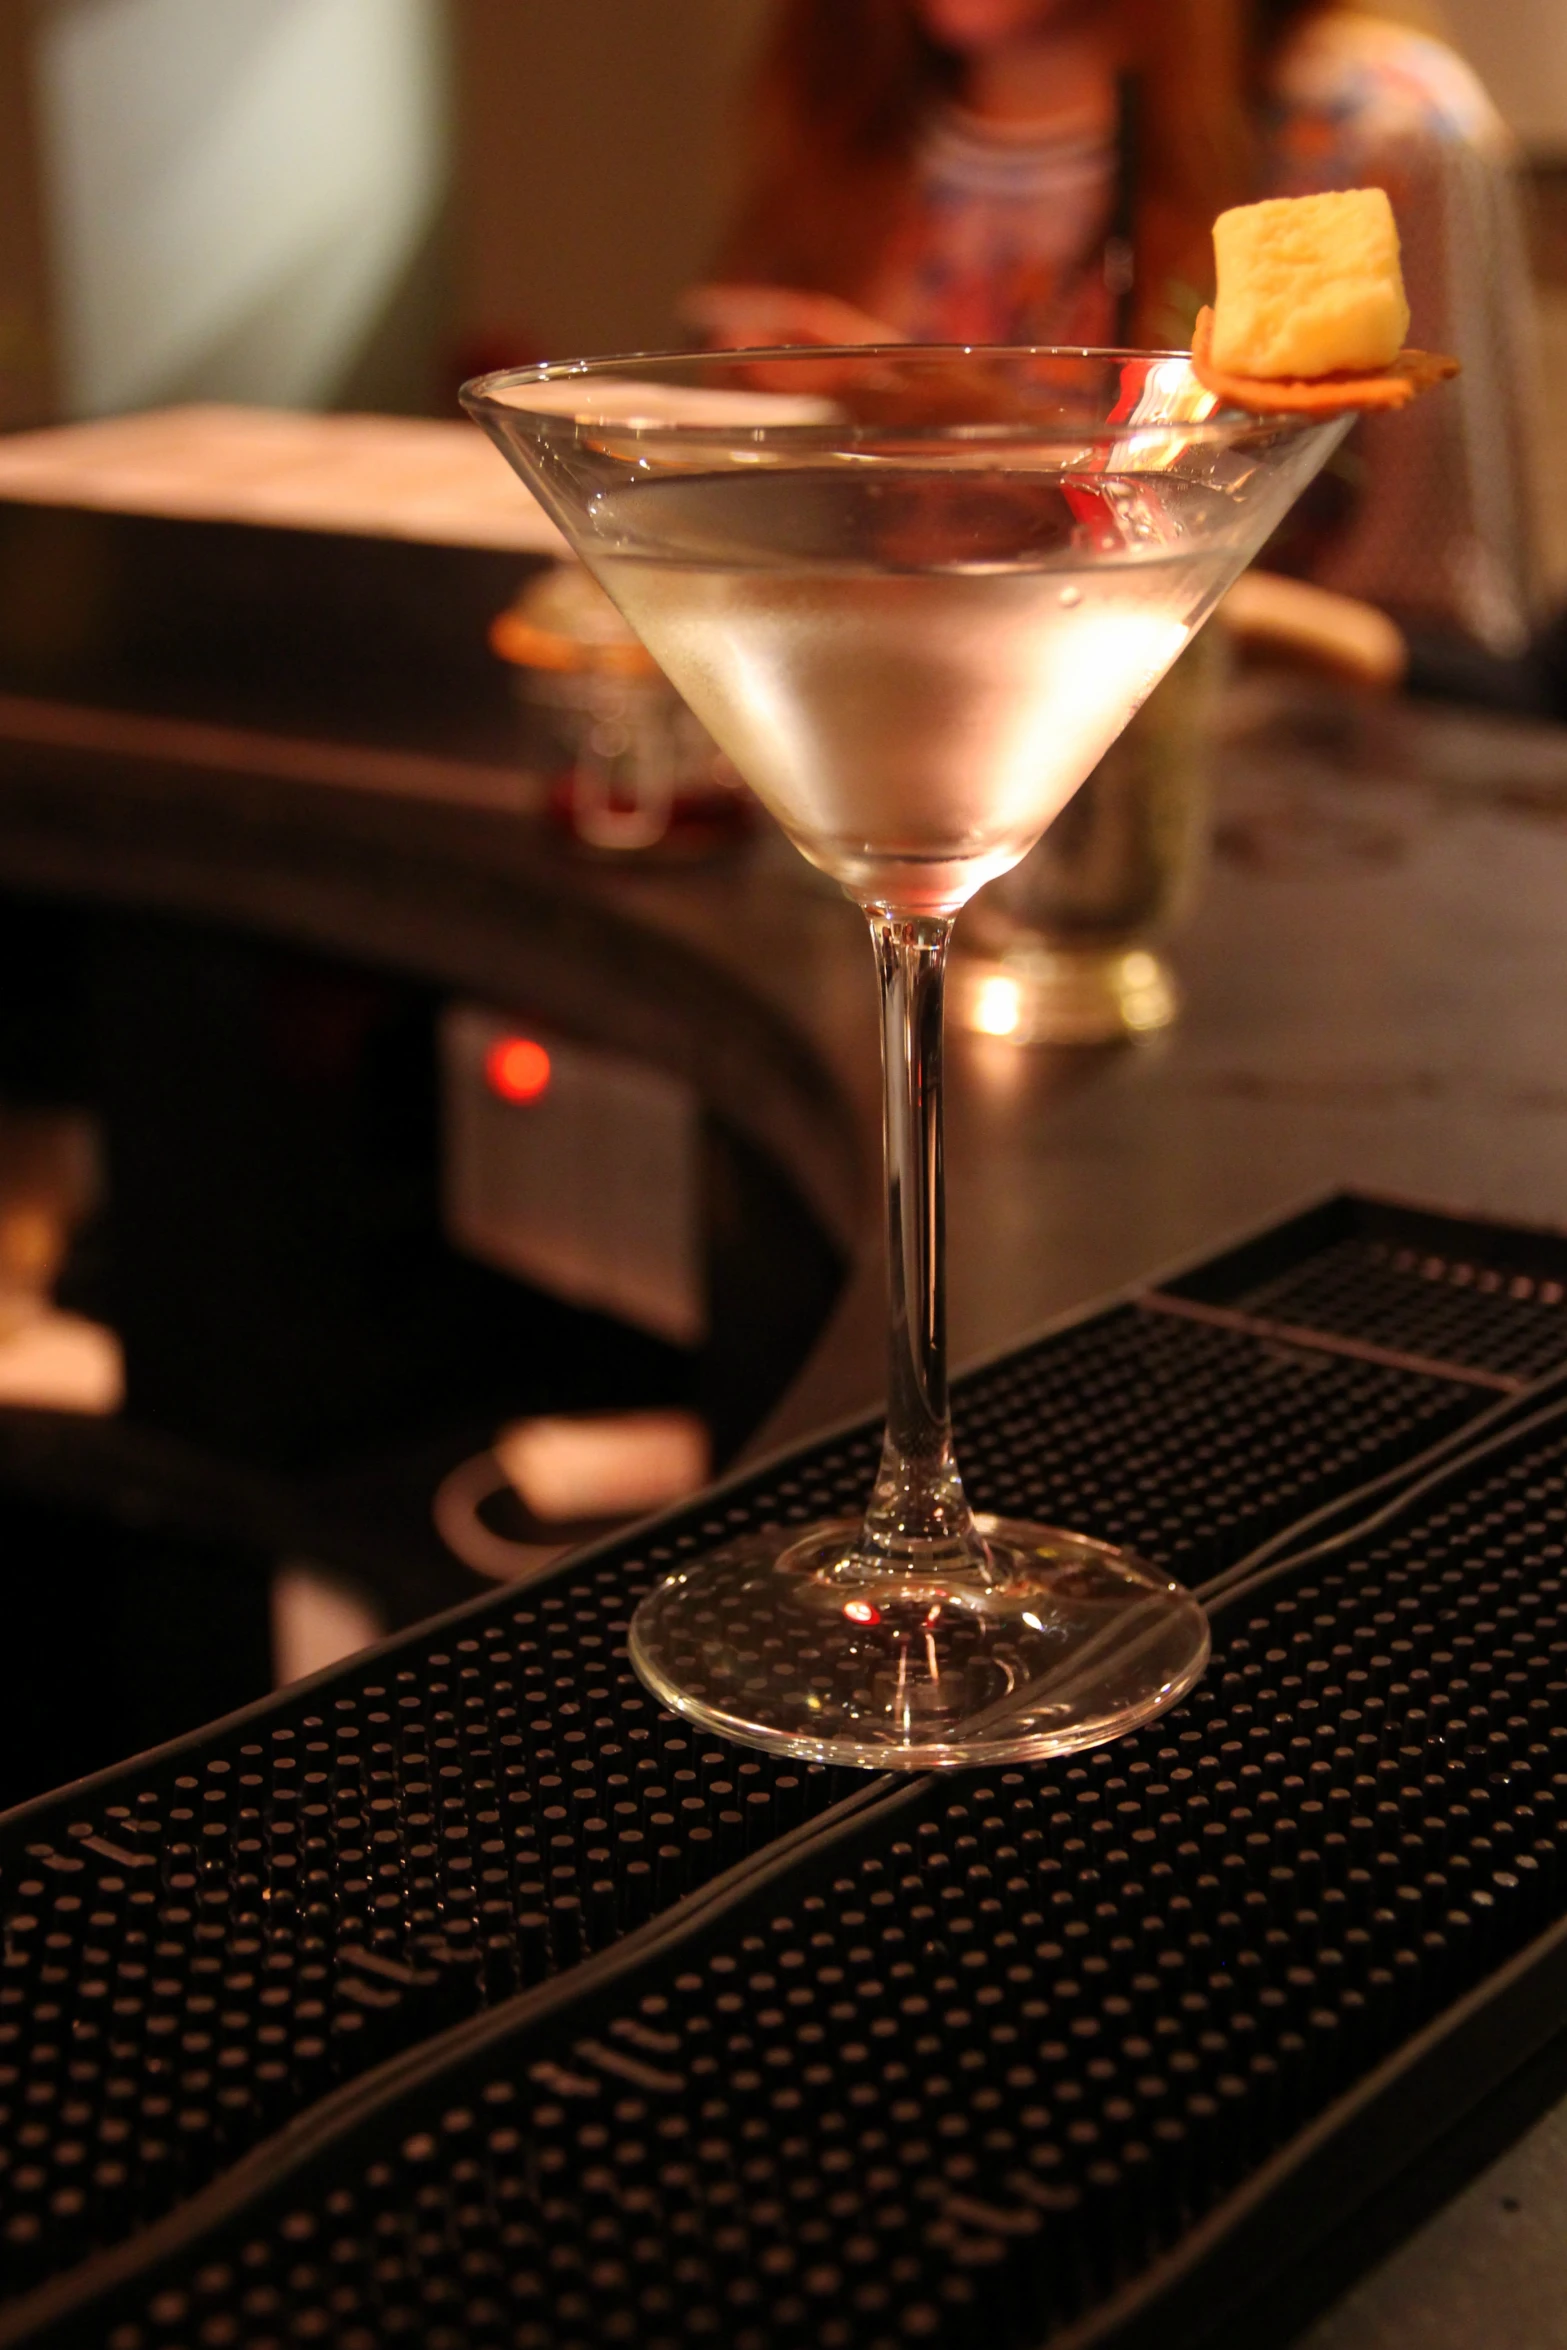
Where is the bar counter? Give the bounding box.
[4,633,1567,2343]
[6,672,1567,1444]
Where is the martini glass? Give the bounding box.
[464,347,1348,1768]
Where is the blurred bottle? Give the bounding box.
[954,630,1223,1045]
[491,562,754,856]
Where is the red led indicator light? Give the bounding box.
[843,1599,880,1626]
[485,1036,552,1105]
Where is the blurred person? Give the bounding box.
[690,0,1542,680]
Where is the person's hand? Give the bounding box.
[679,282,904,349]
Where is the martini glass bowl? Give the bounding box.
[464,347,1348,1769]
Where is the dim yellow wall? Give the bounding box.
[451,0,770,363]
[0,6,56,427]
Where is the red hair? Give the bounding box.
[716,0,1330,345]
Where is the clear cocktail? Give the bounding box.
[594,467,1237,911]
[465,348,1348,1767]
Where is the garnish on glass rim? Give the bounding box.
[1191,188,1457,415]
[1191,306,1458,414]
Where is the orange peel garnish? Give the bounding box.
[1191,306,1459,415]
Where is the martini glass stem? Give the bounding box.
[861,911,989,1575]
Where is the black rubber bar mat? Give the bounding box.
[13,1390,1567,2350]
[16,1392,1567,2350]
[1158,1192,1567,1386]
[2,1189,1567,2339]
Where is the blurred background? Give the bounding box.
[0,0,1566,1801]
[0,0,766,427]
[0,0,854,1802]
[0,3,1556,496]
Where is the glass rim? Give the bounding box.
[459,343,1327,448]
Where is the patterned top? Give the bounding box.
[865,15,1541,650]
[869,108,1117,354]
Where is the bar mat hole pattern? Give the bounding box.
[0,1226,1538,2312]
[1232,1236,1567,1381]
[67,1412,1567,2350]
[947,1305,1475,1571]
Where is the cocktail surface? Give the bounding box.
[594,465,1235,913]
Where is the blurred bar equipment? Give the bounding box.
[491,562,754,854]
[953,632,1221,1045]
[952,574,1407,1045]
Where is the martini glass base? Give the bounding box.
[629,1515,1209,1770]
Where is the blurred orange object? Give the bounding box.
[1220,570,1407,692]
[491,563,754,855]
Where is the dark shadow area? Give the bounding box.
[0,890,845,1809]
[0,1494,272,1814]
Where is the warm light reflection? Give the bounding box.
[843,1599,881,1626]
[495,1409,709,1522]
[485,1035,552,1104]
[972,975,1024,1037]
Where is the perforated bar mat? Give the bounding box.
[4,1190,1567,2344]
[17,1392,1567,2350]
[1163,1194,1567,1385]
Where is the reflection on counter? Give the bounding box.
[496,1407,709,1522]
[0,1104,121,1413]
[270,1556,385,1686]
[0,892,845,1808]
[433,1406,710,1585]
